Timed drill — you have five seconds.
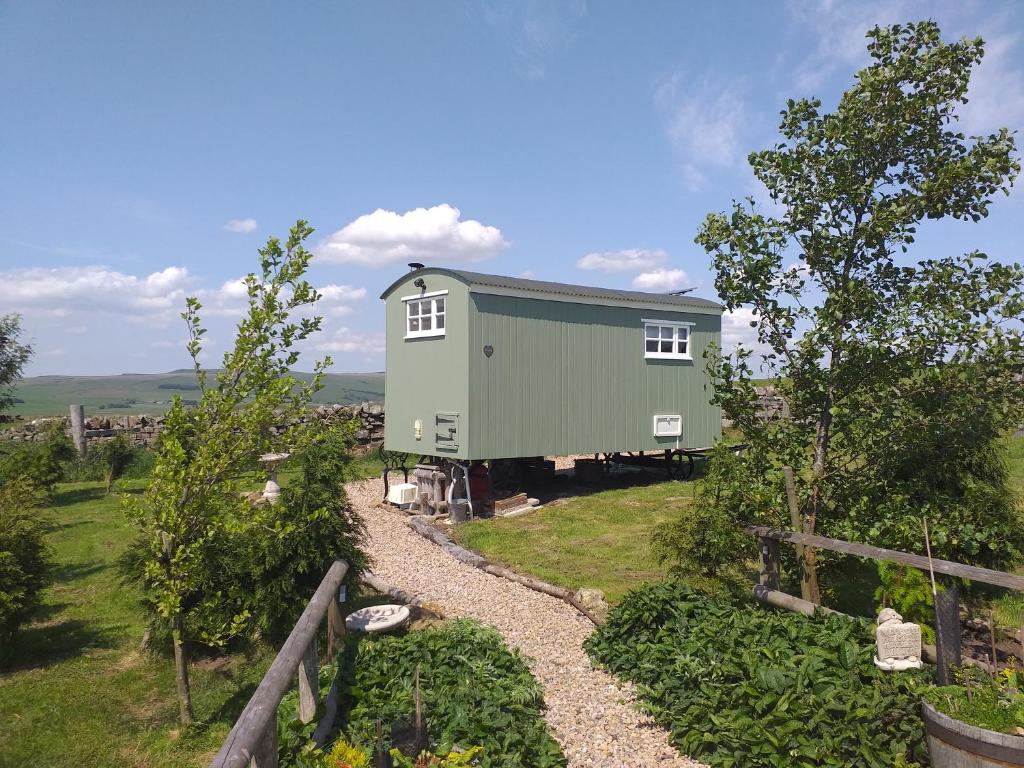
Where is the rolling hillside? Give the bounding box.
[8,370,385,418]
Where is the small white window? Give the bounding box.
[403,290,448,339]
[642,319,693,360]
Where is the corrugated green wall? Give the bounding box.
[383,273,470,458]
[467,293,721,458]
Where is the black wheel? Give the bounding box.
[667,451,695,480]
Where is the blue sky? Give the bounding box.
[3,0,1023,376]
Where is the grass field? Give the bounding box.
[455,435,1024,611]
[0,456,384,768]
[0,480,277,768]
[9,370,385,418]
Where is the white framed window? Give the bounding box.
[642,319,693,360]
[403,290,447,339]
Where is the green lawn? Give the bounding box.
[0,481,275,768]
[454,478,698,603]
[455,436,1024,611]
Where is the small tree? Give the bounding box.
[0,477,50,664]
[0,314,32,417]
[659,21,1024,593]
[95,435,135,495]
[124,221,331,724]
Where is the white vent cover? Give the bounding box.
[386,483,418,505]
[653,414,682,437]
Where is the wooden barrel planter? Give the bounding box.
[922,701,1024,767]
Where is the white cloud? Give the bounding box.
[312,328,384,354]
[318,204,508,267]
[959,30,1024,135]
[3,265,191,317]
[576,248,668,273]
[481,0,587,80]
[722,307,760,350]
[786,0,913,91]
[632,269,689,292]
[197,277,367,318]
[655,72,747,190]
[223,218,258,233]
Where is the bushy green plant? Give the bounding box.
[390,746,483,767]
[0,425,76,492]
[95,435,135,494]
[121,422,368,651]
[246,423,367,641]
[653,445,767,597]
[63,443,154,483]
[874,563,936,644]
[585,582,929,767]
[0,477,51,662]
[335,620,565,768]
[925,667,1024,734]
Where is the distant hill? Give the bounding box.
[8,370,385,418]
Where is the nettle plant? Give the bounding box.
[659,21,1024,595]
[124,221,331,725]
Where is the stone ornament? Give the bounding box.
[259,452,290,503]
[874,608,923,671]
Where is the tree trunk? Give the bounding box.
[783,466,816,603]
[172,613,193,725]
[804,390,835,606]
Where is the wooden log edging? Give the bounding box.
[405,516,603,626]
[361,571,443,612]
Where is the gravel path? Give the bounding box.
[348,478,704,768]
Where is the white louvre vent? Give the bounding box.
[653,414,682,437]
[387,483,418,505]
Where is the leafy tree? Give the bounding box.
[123,221,332,724]
[124,421,369,651]
[0,477,50,663]
[0,314,32,417]
[95,435,135,495]
[660,21,1024,593]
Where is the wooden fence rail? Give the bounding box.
[747,526,1024,591]
[210,559,349,768]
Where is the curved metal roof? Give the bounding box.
[380,267,723,311]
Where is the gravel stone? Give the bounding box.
[348,478,705,768]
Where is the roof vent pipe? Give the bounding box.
[408,262,424,271]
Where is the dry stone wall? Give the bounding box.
[0,402,385,450]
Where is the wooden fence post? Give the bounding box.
[69,404,86,457]
[758,536,780,591]
[933,580,962,685]
[250,719,277,768]
[782,466,813,602]
[298,636,318,724]
[327,583,346,660]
